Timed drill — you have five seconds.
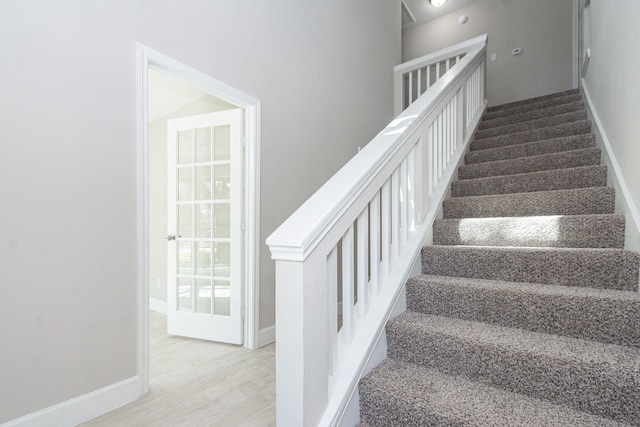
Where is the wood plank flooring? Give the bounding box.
[81,311,275,426]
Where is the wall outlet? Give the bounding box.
[156,278,162,288]
[490,53,497,61]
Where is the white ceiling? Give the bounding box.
[148,68,208,123]
[402,0,483,30]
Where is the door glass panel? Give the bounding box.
[213,164,230,199]
[214,203,230,238]
[178,204,193,238]
[196,203,212,238]
[213,125,230,161]
[178,277,192,311]
[196,166,211,200]
[214,241,230,278]
[178,167,193,201]
[196,279,212,314]
[196,241,212,276]
[196,127,212,163]
[178,130,193,164]
[178,241,193,275]
[214,280,230,316]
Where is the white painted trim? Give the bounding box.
[136,42,262,358]
[136,44,150,397]
[581,79,640,250]
[1,376,140,427]
[572,0,580,88]
[149,297,167,315]
[393,34,488,74]
[259,325,276,347]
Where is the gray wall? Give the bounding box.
[402,0,575,107]
[0,0,400,422]
[581,0,640,250]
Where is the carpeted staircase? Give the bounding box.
[359,89,640,426]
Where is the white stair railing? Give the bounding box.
[267,34,488,427]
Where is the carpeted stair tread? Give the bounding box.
[421,245,640,291]
[470,120,592,151]
[453,165,607,197]
[479,100,586,130]
[406,275,640,347]
[465,133,596,164]
[475,110,588,139]
[459,148,601,180]
[486,89,580,112]
[433,214,625,248]
[359,359,628,427]
[484,93,583,121]
[443,186,614,219]
[386,312,640,424]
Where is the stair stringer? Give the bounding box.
[582,80,640,267]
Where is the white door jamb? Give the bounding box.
[136,43,261,396]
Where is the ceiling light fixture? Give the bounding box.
[430,0,447,7]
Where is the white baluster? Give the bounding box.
[400,159,408,248]
[356,208,369,318]
[327,245,338,374]
[341,225,355,344]
[380,180,390,277]
[408,71,414,105]
[391,169,400,264]
[369,193,381,295]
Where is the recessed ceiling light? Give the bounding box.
[430,0,447,7]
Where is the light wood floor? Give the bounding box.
[81,311,275,426]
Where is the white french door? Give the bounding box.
[166,109,243,344]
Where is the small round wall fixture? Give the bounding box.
[430,0,447,7]
[458,15,468,24]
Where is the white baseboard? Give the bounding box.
[259,325,275,347]
[581,79,640,254]
[2,376,141,427]
[149,297,167,315]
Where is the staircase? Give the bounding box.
[359,89,640,426]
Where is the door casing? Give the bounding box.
[136,43,261,395]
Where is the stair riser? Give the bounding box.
[433,214,625,248]
[421,246,640,291]
[386,318,640,424]
[360,360,625,427]
[453,165,607,197]
[454,167,608,198]
[465,134,596,165]
[475,110,588,140]
[487,89,580,113]
[444,187,615,219]
[406,276,640,347]
[479,100,585,130]
[459,148,601,180]
[484,93,583,120]
[471,121,592,151]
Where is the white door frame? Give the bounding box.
[136,44,261,395]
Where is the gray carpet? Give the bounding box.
[359,89,640,426]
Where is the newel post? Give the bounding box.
[270,245,330,426]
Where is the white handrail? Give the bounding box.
[267,34,488,427]
[394,34,488,114]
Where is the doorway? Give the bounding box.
[137,44,261,394]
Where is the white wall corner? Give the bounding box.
[259,325,276,347]
[149,298,168,315]
[581,80,640,253]
[1,376,141,427]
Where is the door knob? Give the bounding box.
[165,235,181,241]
